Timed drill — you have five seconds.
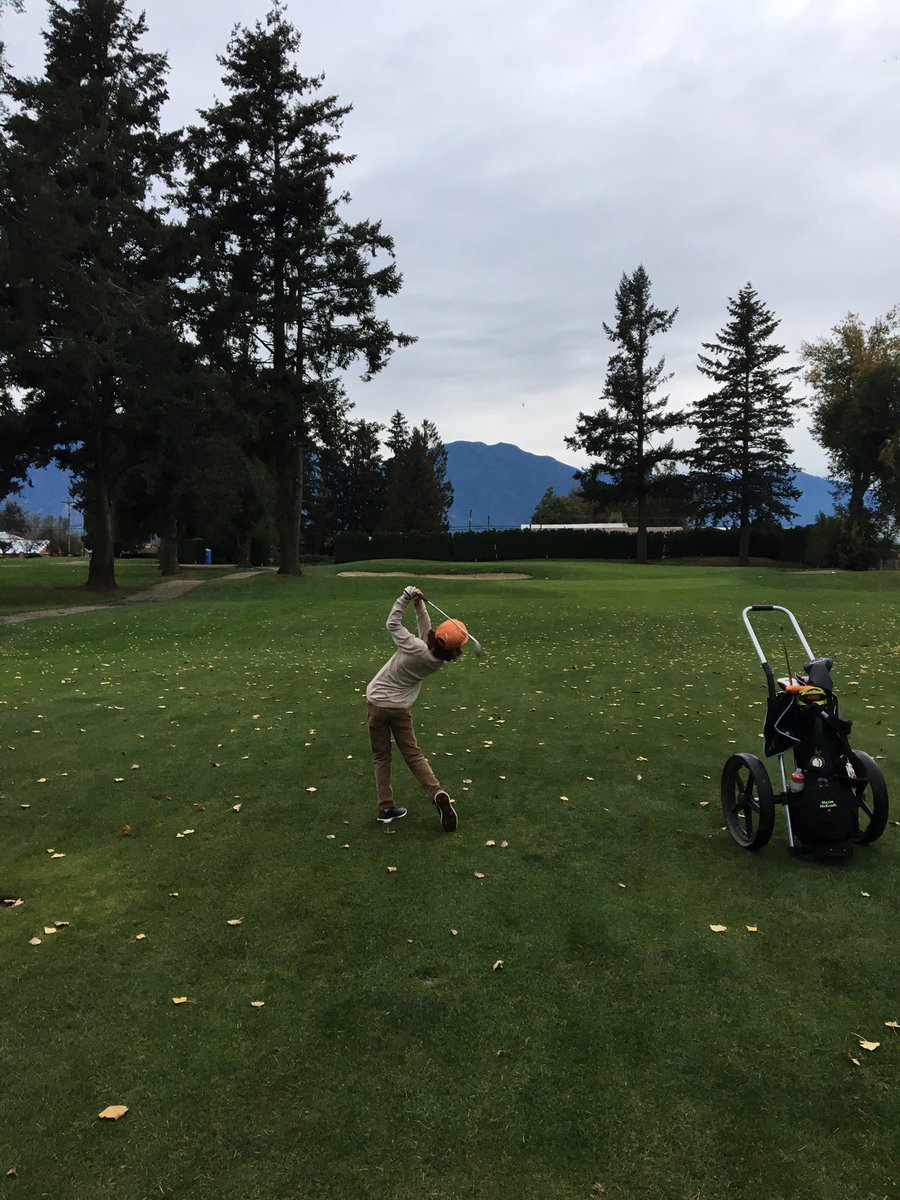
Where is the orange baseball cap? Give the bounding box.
[434,619,469,650]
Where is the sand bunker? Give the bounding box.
[338,571,531,580]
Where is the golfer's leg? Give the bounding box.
[391,709,441,799]
[366,702,394,806]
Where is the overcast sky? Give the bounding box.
[4,0,900,477]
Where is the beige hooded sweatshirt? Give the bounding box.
[366,593,445,708]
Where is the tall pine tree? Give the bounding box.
[179,4,413,575]
[0,0,180,589]
[380,417,453,534]
[567,265,683,563]
[689,284,799,564]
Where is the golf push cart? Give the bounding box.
[721,605,890,860]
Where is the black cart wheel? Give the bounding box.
[850,751,890,845]
[721,753,776,850]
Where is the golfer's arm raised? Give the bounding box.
[386,593,427,652]
[414,593,431,640]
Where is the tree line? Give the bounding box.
[0,1,453,589]
[3,6,898,583]
[556,266,900,567]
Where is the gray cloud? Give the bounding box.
[5,0,899,475]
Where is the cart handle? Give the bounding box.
[742,606,816,701]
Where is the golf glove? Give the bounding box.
[402,585,418,600]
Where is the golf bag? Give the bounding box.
[764,658,860,858]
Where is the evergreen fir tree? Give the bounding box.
[0,0,180,589]
[379,418,453,534]
[179,4,413,575]
[336,419,386,533]
[689,283,799,564]
[566,265,683,562]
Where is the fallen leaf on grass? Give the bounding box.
[28,936,42,946]
[451,929,459,936]
[226,919,242,926]
[856,1037,880,1051]
[98,1105,128,1120]
[232,804,241,813]
[492,960,504,971]
[709,925,728,933]
[885,1020,900,1031]
[42,926,58,935]
[172,996,188,1005]
[860,891,871,898]
[745,925,759,933]
[845,1052,861,1067]
[135,934,147,940]
[387,866,398,873]
[500,840,509,849]
[473,872,486,880]
[485,839,496,847]
[53,920,69,928]
[120,825,132,836]
[250,1000,265,1008]
[306,787,317,793]
[326,834,336,841]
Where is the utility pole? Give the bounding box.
[65,499,72,556]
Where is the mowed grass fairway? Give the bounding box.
[1,560,898,1200]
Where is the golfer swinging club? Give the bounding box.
[366,585,468,830]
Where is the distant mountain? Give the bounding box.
[9,447,839,531]
[446,441,579,530]
[791,471,837,526]
[445,441,838,529]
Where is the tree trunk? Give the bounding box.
[848,475,869,527]
[238,532,252,569]
[636,493,648,564]
[158,513,180,576]
[738,523,751,566]
[85,473,117,591]
[276,444,302,576]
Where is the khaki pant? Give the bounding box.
[366,701,441,807]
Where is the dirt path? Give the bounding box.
[0,570,268,625]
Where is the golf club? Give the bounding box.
[420,595,483,657]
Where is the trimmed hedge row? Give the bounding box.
[334,525,814,564]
